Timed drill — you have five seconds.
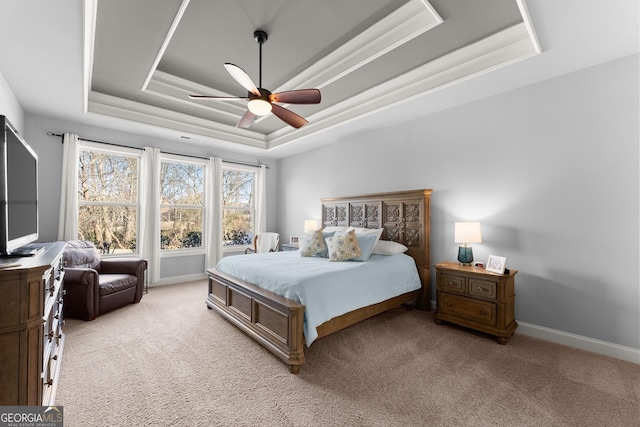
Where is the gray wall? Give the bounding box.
[22,115,278,282]
[277,54,639,351]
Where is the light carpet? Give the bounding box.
[56,280,640,426]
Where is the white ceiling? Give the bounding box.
[0,0,638,160]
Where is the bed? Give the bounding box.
[206,189,432,373]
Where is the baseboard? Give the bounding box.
[516,322,640,365]
[429,300,639,364]
[150,273,207,288]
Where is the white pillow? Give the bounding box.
[372,240,408,255]
[347,227,383,242]
[322,226,347,234]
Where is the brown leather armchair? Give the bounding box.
[62,240,147,321]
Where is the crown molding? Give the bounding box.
[87,22,540,151]
[85,1,540,153]
[268,22,540,150]
[87,91,267,149]
[280,0,443,91]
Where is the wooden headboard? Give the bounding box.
[320,189,432,310]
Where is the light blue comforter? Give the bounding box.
[215,251,421,345]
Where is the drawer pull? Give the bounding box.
[478,286,487,292]
[448,281,454,286]
[446,302,452,306]
[481,310,487,315]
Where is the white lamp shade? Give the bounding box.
[454,222,482,244]
[304,219,320,233]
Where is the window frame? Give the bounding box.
[159,153,207,256]
[77,141,142,257]
[221,163,257,254]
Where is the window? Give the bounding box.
[222,166,256,247]
[77,143,141,254]
[160,156,205,251]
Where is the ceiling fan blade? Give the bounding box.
[270,89,321,104]
[224,63,260,96]
[236,110,257,129]
[271,104,308,129]
[189,95,248,101]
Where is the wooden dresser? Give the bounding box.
[0,242,66,405]
[434,262,517,344]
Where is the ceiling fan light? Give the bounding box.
[248,99,272,116]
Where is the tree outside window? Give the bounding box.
[77,146,140,254]
[222,168,255,246]
[160,158,204,250]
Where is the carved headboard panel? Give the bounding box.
[320,189,432,309]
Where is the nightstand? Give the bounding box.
[434,262,517,344]
[281,244,299,251]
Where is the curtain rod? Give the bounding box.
[47,132,268,169]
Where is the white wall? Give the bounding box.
[277,55,640,356]
[23,114,279,282]
[0,71,24,133]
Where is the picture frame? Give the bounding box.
[289,236,299,245]
[486,255,507,274]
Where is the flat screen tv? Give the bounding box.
[0,115,39,256]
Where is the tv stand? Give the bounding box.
[0,242,66,405]
[0,245,45,258]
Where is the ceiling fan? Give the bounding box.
[189,30,321,129]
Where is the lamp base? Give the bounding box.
[457,246,474,265]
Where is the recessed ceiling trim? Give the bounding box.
[140,0,443,136]
[145,70,247,119]
[82,0,97,114]
[516,0,542,54]
[140,0,191,92]
[88,91,267,149]
[87,20,540,153]
[276,0,443,92]
[267,22,540,150]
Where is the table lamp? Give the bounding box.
[304,219,319,233]
[454,222,482,265]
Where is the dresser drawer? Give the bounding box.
[468,278,497,300]
[440,293,496,326]
[439,274,465,293]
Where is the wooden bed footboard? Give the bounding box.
[206,268,306,373]
[206,189,432,373]
[207,266,420,374]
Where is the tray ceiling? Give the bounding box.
[87,0,540,152]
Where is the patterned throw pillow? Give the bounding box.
[299,229,326,257]
[326,229,362,262]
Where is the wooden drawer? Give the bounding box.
[0,242,67,406]
[440,293,496,326]
[440,274,465,293]
[468,278,497,300]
